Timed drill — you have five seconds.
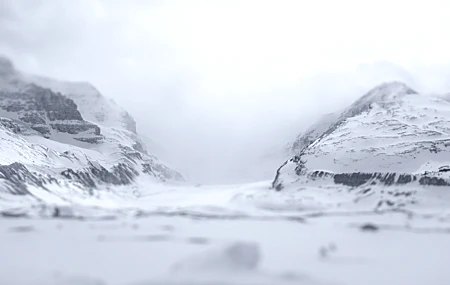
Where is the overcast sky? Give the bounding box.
[2,0,450,183]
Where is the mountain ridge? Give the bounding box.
[274,81,450,191]
[0,56,183,195]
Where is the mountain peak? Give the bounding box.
[274,80,450,191]
[287,81,419,156]
[362,81,417,103]
[340,81,417,120]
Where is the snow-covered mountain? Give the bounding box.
[0,56,182,194]
[274,81,450,191]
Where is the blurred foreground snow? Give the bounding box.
[1,181,450,285]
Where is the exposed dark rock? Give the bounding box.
[31,84,83,121]
[419,176,450,186]
[274,183,283,191]
[74,137,103,144]
[142,163,153,175]
[272,159,289,191]
[61,168,96,188]
[334,173,374,187]
[30,125,51,136]
[396,174,413,184]
[439,165,450,173]
[309,171,334,179]
[120,145,143,162]
[0,118,21,133]
[19,112,46,124]
[333,172,448,187]
[0,163,46,194]
[112,163,139,184]
[294,156,307,175]
[274,167,450,190]
[61,162,139,189]
[360,223,379,232]
[50,122,100,135]
[0,85,82,121]
[378,173,396,185]
[0,85,102,141]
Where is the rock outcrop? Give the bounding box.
[0,84,101,141]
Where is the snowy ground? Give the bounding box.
[1,181,450,285]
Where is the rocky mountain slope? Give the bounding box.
[274,82,450,191]
[0,56,182,195]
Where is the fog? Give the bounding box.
[2,0,450,183]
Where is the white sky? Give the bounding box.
[2,0,450,183]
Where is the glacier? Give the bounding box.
[1,56,450,285]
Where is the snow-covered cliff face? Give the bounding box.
[274,82,450,190]
[0,84,101,143]
[0,56,183,194]
[26,75,137,134]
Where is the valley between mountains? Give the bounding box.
[1,56,450,285]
